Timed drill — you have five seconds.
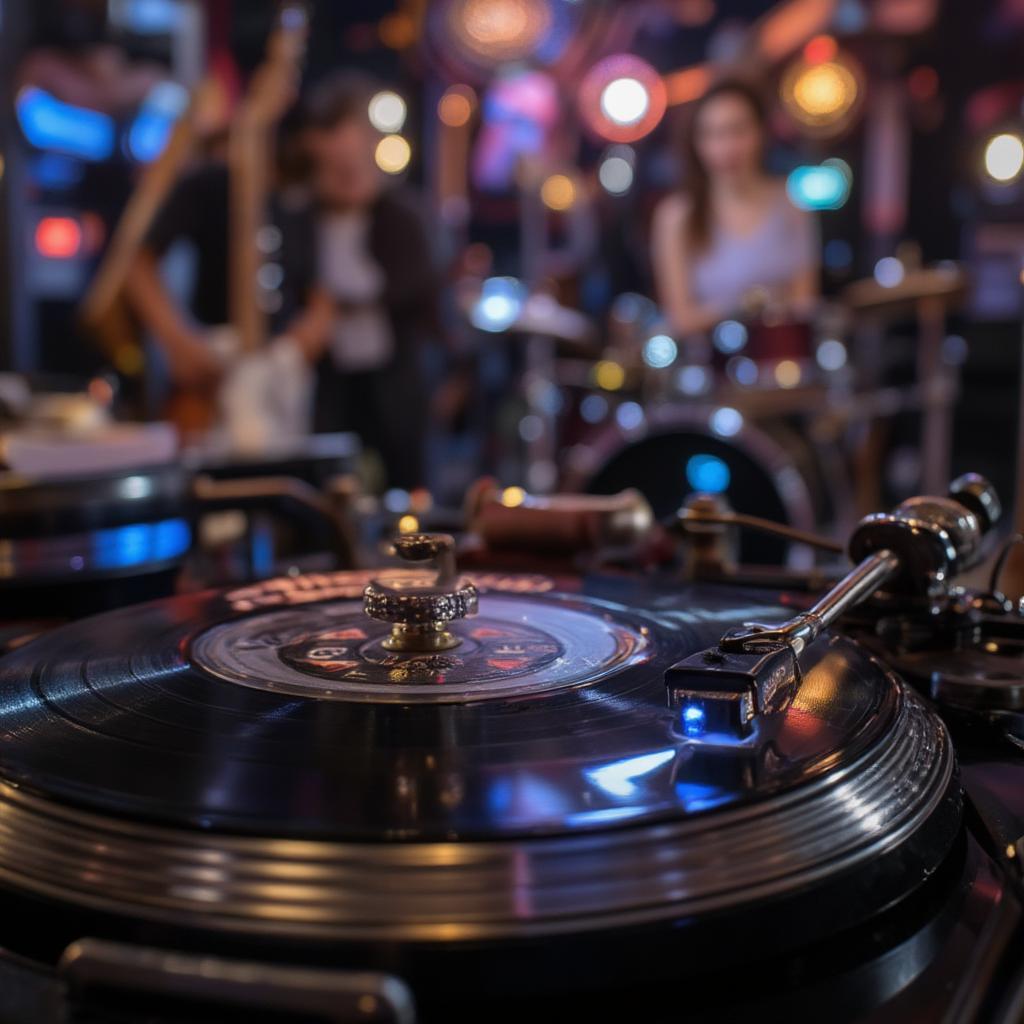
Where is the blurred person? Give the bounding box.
[301,72,439,490]
[651,79,818,338]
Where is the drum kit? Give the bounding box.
[478,261,969,565]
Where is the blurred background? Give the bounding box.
[1,0,1023,554]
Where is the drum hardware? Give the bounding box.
[363,533,478,652]
[465,477,654,557]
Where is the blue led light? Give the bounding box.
[686,454,731,494]
[91,517,191,570]
[16,87,115,161]
[786,163,851,211]
[471,277,525,332]
[681,704,707,737]
[127,82,189,162]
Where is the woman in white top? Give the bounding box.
[651,79,818,337]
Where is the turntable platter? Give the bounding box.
[0,569,957,941]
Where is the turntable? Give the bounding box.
[0,478,1023,1022]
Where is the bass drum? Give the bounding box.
[561,404,842,565]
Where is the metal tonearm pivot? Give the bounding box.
[665,474,1001,737]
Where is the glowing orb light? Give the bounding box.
[873,257,905,288]
[368,91,407,133]
[471,276,525,331]
[540,173,577,211]
[448,0,552,63]
[375,134,412,174]
[438,85,476,127]
[786,160,851,210]
[984,133,1024,184]
[593,360,626,391]
[642,334,678,369]
[781,49,862,136]
[598,148,635,195]
[578,55,667,144]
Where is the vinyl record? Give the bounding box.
[0,570,957,941]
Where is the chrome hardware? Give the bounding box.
[363,533,478,652]
[669,477,1002,723]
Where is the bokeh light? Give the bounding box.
[873,257,905,288]
[368,91,407,133]
[540,173,577,211]
[471,276,525,331]
[786,161,851,210]
[593,360,626,391]
[438,85,476,127]
[642,334,678,369]
[686,453,731,493]
[781,51,861,135]
[773,359,802,388]
[375,134,412,174]
[598,151,635,195]
[578,54,667,143]
[448,0,552,63]
[984,133,1024,183]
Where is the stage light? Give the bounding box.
[579,55,667,144]
[35,216,82,259]
[540,173,577,211]
[448,0,552,63]
[601,77,649,127]
[686,453,730,494]
[375,134,411,174]
[780,51,861,135]
[501,486,526,507]
[127,81,188,163]
[642,334,678,369]
[368,91,407,133]
[984,133,1024,184]
[471,276,525,332]
[438,85,475,127]
[16,87,115,161]
[786,162,850,210]
[873,257,905,288]
[598,148,635,195]
[593,360,626,391]
[713,320,747,354]
[816,338,848,371]
[710,406,743,438]
[774,360,802,388]
[615,401,644,431]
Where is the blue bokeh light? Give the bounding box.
[16,87,115,161]
[686,453,731,494]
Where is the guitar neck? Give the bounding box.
[227,2,308,355]
[228,115,271,354]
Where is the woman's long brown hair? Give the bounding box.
[681,79,767,252]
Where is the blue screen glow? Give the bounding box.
[91,518,191,570]
[16,87,115,161]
